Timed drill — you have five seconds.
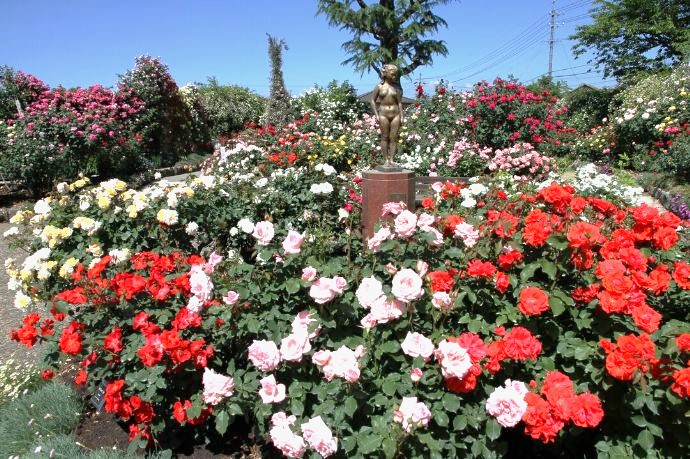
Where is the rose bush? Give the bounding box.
[6,150,690,457]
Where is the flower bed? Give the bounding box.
[4,151,690,457]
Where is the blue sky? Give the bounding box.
[3,0,609,97]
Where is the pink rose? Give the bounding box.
[270,418,307,458]
[355,277,385,308]
[282,230,305,255]
[309,278,337,304]
[435,339,472,379]
[385,263,398,275]
[368,296,406,325]
[202,367,234,405]
[312,350,332,367]
[301,416,338,458]
[252,220,275,246]
[248,339,281,371]
[291,310,320,338]
[332,276,347,294]
[354,345,366,359]
[381,201,404,216]
[410,367,423,382]
[425,226,444,247]
[454,222,479,248]
[203,251,223,273]
[280,331,312,362]
[417,212,436,229]
[394,210,418,238]
[301,266,318,282]
[391,268,424,303]
[485,379,529,427]
[431,291,453,310]
[401,332,435,361]
[222,290,240,305]
[394,397,431,432]
[189,265,213,301]
[367,226,392,252]
[186,295,204,314]
[258,374,287,404]
[431,181,444,193]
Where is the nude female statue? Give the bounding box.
[371,64,404,169]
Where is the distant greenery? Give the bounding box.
[196,77,265,138]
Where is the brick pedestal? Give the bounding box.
[361,169,415,239]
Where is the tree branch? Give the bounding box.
[356,0,367,9]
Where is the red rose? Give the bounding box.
[59,330,83,355]
[673,261,690,289]
[443,214,464,234]
[41,369,54,380]
[104,326,123,353]
[466,260,497,278]
[427,270,454,292]
[631,304,662,333]
[651,226,678,250]
[503,326,542,360]
[518,287,550,316]
[671,367,690,398]
[497,250,523,271]
[571,284,600,303]
[568,392,604,428]
[522,392,564,443]
[601,273,633,295]
[495,271,510,294]
[676,334,690,352]
[421,196,435,210]
[75,369,88,385]
[54,286,87,305]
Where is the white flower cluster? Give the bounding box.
[310,182,334,195]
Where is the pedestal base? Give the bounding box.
[361,169,415,239]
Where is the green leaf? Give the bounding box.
[382,379,397,396]
[637,429,654,449]
[442,393,460,412]
[382,437,398,458]
[453,415,467,430]
[358,434,381,454]
[540,260,557,280]
[485,419,502,441]
[285,278,301,294]
[215,410,230,435]
[549,296,565,316]
[379,340,399,353]
[520,262,539,283]
[435,411,449,427]
[343,396,358,417]
[547,234,569,250]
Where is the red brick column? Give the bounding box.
[361,169,415,239]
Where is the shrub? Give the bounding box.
[264,36,292,128]
[0,381,82,457]
[118,56,210,167]
[292,80,367,134]
[562,85,617,133]
[0,358,41,408]
[0,75,145,194]
[0,66,48,120]
[461,77,575,155]
[196,78,265,138]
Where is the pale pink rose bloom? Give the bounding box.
[485,379,529,427]
[360,313,377,329]
[417,212,436,229]
[271,411,296,428]
[410,367,423,382]
[381,201,404,216]
[425,227,445,247]
[258,374,287,404]
[301,266,318,282]
[309,278,337,304]
[454,222,480,248]
[312,350,332,367]
[291,310,319,338]
[301,416,338,458]
[369,296,406,324]
[394,210,418,237]
[367,226,392,252]
[252,220,275,246]
[354,345,366,359]
[222,290,240,305]
[385,263,398,275]
[391,268,424,303]
[202,251,224,273]
[355,277,385,309]
[282,230,305,255]
[416,260,429,277]
[435,339,473,379]
[327,345,361,382]
[202,367,234,405]
[331,276,347,294]
[280,330,312,362]
[186,295,204,314]
[431,181,444,193]
[270,425,307,458]
[431,291,453,310]
[248,339,281,371]
[394,397,431,432]
[401,332,435,360]
[189,265,214,301]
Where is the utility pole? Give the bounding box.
[548,0,557,78]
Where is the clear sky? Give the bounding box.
[2,0,610,97]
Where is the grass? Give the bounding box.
[0,380,82,458]
[26,433,171,458]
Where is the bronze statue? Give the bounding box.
[371,64,404,170]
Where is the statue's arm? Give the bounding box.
[370,85,379,118]
[397,88,404,124]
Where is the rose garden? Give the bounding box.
[2,2,690,458]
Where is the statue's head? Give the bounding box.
[382,64,399,80]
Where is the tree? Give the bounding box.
[317,0,457,81]
[571,0,690,80]
[264,35,292,128]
